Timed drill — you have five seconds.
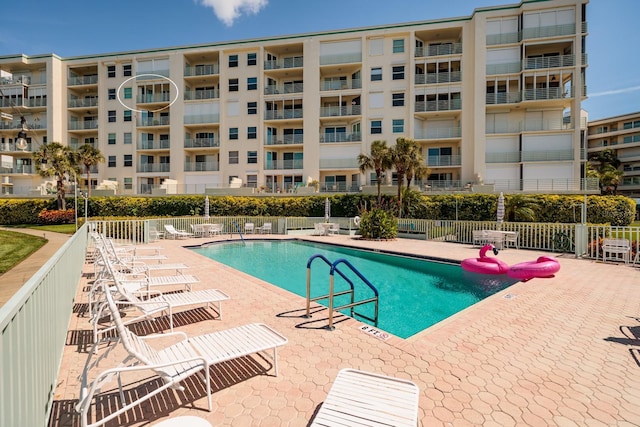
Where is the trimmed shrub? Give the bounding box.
[358,207,398,240]
[37,209,75,224]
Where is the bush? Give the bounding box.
[358,207,397,240]
[37,209,75,225]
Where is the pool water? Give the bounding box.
[192,240,516,339]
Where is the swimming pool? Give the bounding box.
[192,240,517,339]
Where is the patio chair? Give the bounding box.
[309,369,420,427]
[244,222,255,234]
[164,224,194,239]
[77,281,288,427]
[328,223,340,236]
[257,222,272,234]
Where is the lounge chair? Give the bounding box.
[310,368,420,427]
[164,224,194,239]
[77,281,287,427]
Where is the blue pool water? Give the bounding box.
[192,240,516,339]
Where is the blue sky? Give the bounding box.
[0,0,636,120]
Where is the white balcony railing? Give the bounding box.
[264,109,303,120]
[184,114,219,124]
[184,161,220,172]
[415,99,461,113]
[264,159,303,170]
[184,89,219,100]
[415,43,462,57]
[265,83,304,95]
[137,163,170,173]
[69,120,98,130]
[265,134,304,145]
[184,64,219,76]
[414,127,461,139]
[319,53,361,66]
[184,137,219,148]
[320,132,361,143]
[264,56,304,70]
[319,105,361,117]
[319,158,359,169]
[320,79,362,91]
[415,71,461,85]
[523,54,575,70]
[427,155,462,167]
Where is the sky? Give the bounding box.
[0,0,636,121]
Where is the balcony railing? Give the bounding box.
[522,23,576,40]
[524,54,575,70]
[137,93,171,104]
[415,71,461,85]
[486,119,574,134]
[0,164,35,174]
[319,158,359,169]
[414,127,461,139]
[137,163,170,173]
[427,155,462,167]
[68,98,98,108]
[264,159,304,170]
[184,114,220,124]
[320,132,361,143]
[0,75,33,85]
[137,140,170,150]
[264,109,303,120]
[184,89,219,100]
[135,69,170,78]
[69,120,98,130]
[67,75,98,86]
[486,149,574,163]
[0,142,34,152]
[184,64,219,76]
[184,137,219,148]
[486,32,520,45]
[137,117,170,126]
[265,83,303,95]
[264,56,304,70]
[25,98,46,107]
[415,99,461,113]
[415,43,462,57]
[522,87,571,101]
[486,62,522,75]
[320,79,362,91]
[319,105,361,117]
[485,92,522,105]
[184,161,219,172]
[265,134,304,145]
[319,53,362,66]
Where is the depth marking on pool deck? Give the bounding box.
[359,325,391,341]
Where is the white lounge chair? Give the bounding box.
[77,281,287,427]
[164,224,194,239]
[310,369,420,427]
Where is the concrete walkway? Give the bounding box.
[0,227,70,307]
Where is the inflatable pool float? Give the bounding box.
[461,244,509,275]
[507,256,560,281]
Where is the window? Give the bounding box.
[108,155,116,167]
[247,151,258,164]
[124,132,132,144]
[108,110,116,122]
[107,65,116,78]
[123,64,132,76]
[108,88,116,100]
[124,177,132,189]
[247,77,257,90]
[393,119,404,133]
[247,175,258,188]
[393,39,405,53]
[108,133,116,145]
[371,120,382,134]
[371,67,382,81]
[247,101,257,115]
[229,54,238,67]
[248,126,257,139]
[392,93,405,107]
[123,110,132,122]
[229,150,239,164]
[229,127,238,140]
[124,154,132,167]
[392,65,405,80]
[123,87,132,99]
[247,52,257,66]
[229,78,239,92]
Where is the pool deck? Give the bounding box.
[50,233,640,426]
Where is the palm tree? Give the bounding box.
[357,140,391,205]
[588,149,622,195]
[388,137,417,213]
[77,143,105,197]
[404,143,429,188]
[32,142,81,210]
[505,194,539,222]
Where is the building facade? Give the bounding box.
[0,0,589,196]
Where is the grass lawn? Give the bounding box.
[0,230,47,274]
[2,224,77,235]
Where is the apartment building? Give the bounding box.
[587,111,640,198]
[0,0,588,196]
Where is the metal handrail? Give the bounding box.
[305,254,355,319]
[231,221,246,245]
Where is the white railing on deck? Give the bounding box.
[0,224,88,427]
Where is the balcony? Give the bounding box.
[184,89,219,100]
[414,127,461,140]
[319,158,359,169]
[184,161,219,172]
[320,132,361,143]
[265,134,304,145]
[319,105,361,118]
[68,98,98,108]
[320,79,362,91]
[414,99,461,113]
[0,75,33,85]
[486,119,573,134]
[137,117,170,127]
[486,32,520,46]
[415,43,462,57]
[319,53,361,66]
[25,98,47,108]
[486,62,522,75]
[67,75,98,86]
[522,87,571,101]
[415,71,461,85]
[427,155,462,167]
[264,56,304,70]
[184,64,219,76]
[264,159,303,170]
[0,142,35,152]
[486,149,574,163]
[486,92,522,105]
[68,120,98,130]
[523,54,575,70]
[265,83,303,95]
[184,137,219,148]
[137,163,170,173]
[522,23,576,40]
[184,114,219,125]
[264,109,303,120]
[137,93,171,104]
[137,140,170,150]
[136,69,170,78]
[0,164,35,174]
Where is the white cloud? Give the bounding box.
[589,85,640,97]
[198,0,268,26]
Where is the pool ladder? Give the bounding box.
[231,221,246,245]
[304,254,379,331]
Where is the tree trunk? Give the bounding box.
[57,179,66,210]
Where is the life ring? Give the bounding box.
[353,216,361,226]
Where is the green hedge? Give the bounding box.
[0,193,635,226]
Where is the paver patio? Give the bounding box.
[49,234,640,426]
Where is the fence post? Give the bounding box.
[574,224,588,258]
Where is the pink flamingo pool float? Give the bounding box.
[462,245,560,281]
